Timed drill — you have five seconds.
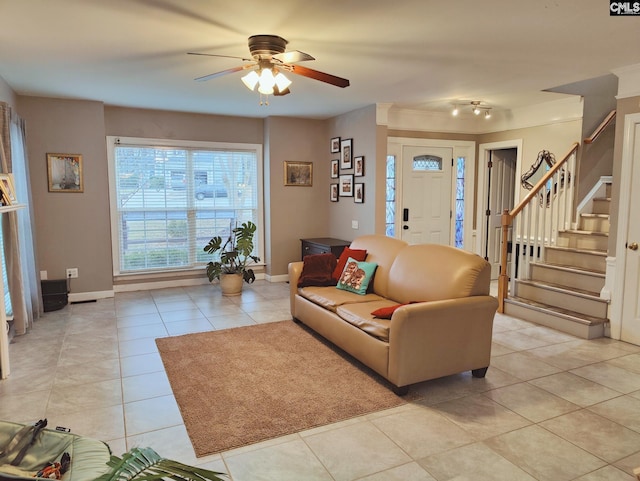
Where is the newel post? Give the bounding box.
[497,209,511,313]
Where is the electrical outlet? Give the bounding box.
[352,220,359,229]
[40,270,48,280]
[66,268,78,279]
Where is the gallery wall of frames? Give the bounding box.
[329,136,364,204]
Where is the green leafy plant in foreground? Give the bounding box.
[204,220,260,284]
[95,447,227,481]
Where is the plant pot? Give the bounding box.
[220,273,244,296]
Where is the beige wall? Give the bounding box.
[104,106,263,144]
[264,117,328,276]
[17,96,113,294]
[478,119,583,204]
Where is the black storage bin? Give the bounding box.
[41,279,68,312]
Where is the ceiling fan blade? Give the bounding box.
[194,65,251,82]
[273,50,315,64]
[188,52,253,62]
[289,65,350,88]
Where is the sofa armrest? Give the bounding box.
[387,296,498,387]
[288,261,304,318]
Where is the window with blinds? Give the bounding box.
[0,223,12,318]
[108,137,262,275]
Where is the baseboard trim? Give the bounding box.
[265,274,289,283]
[68,290,115,303]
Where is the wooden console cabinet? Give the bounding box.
[301,237,350,260]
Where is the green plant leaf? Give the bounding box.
[95,447,227,481]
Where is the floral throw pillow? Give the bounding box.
[336,257,377,295]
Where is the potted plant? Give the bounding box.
[204,220,260,296]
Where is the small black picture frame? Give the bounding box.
[330,159,339,178]
[354,183,364,203]
[354,156,364,177]
[330,183,339,202]
[331,137,341,154]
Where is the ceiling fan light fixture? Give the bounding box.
[274,71,292,91]
[258,68,276,89]
[452,105,459,116]
[484,109,492,119]
[241,70,260,90]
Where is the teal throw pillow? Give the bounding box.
[336,257,377,295]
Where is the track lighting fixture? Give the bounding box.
[451,101,492,119]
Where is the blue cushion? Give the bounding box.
[336,257,377,295]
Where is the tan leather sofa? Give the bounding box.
[288,235,498,394]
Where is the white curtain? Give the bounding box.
[0,102,41,334]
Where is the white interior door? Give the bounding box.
[486,149,517,279]
[620,121,640,345]
[401,146,452,245]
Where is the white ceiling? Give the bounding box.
[1,0,639,120]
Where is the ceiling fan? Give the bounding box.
[188,34,350,99]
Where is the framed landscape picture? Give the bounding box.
[339,174,353,197]
[284,161,313,186]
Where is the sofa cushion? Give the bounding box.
[336,301,397,342]
[387,243,491,303]
[332,247,367,281]
[298,286,383,312]
[336,258,377,295]
[349,235,408,298]
[298,253,337,287]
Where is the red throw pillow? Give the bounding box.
[371,304,406,319]
[298,253,338,287]
[332,247,367,281]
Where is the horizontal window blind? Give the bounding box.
[112,142,259,274]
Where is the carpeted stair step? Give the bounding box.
[503,296,606,339]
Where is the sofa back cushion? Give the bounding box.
[387,244,491,303]
[349,235,408,298]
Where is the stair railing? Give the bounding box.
[497,142,579,313]
[584,110,616,144]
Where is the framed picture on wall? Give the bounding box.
[330,137,341,153]
[0,174,16,205]
[47,153,84,192]
[330,183,339,202]
[284,161,313,186]
[354,183,364,203]
[339,174,353,197]
[354,156,364,177]
[330,159,339,178]
[340,138,352,170]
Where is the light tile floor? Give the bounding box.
[2,280,640,480]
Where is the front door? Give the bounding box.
[621,119,640,345]
[401,145,452,245]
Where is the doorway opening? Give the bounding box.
[477,140,522,280]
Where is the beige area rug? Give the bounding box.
[155,320,406,457]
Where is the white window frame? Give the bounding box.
[106,136,264,277]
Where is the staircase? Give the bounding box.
[503,181,610,339]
